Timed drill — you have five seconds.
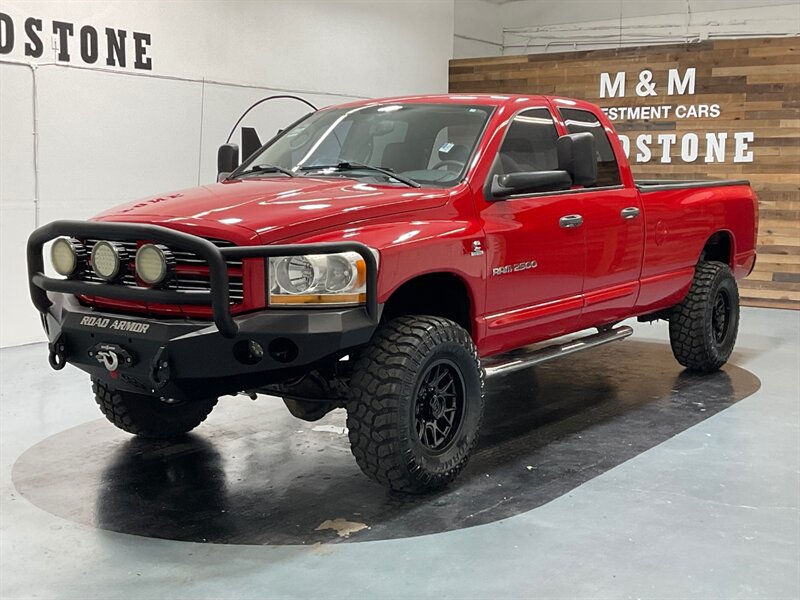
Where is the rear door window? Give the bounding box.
[558,108,622,187]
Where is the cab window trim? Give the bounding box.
[501,184,626,201]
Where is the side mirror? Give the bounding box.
[557,132,597,187]
[217,144,240,182]
[491,170,573,198]
[241,127,262,162]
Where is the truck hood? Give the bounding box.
[94,177,449,243]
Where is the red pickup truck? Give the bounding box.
[28,94,758,493]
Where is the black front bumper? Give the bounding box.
[28,220,381,399]
[43,294,378,398]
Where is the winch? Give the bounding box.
[88,343,134,373]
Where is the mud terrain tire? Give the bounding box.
[669,261,740,372]
[346,316,485,493]
[93,379,217,438]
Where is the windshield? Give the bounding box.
[235,103,494,188]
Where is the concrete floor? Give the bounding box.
[1,307,798,599]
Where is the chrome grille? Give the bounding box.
[79,238,244,304]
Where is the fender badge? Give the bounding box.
[492,260,538,276]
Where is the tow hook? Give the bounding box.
[88,343,134,376]
[97,350,119,371]
[48,334,67,370]
[150,346,170,389]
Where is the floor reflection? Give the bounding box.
[14,340,758,545]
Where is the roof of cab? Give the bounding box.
[329,94,598,113]
[332,93,550,110]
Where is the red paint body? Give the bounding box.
[90,95,758,358]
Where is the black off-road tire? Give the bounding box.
[92,379,217,438]
[346,316,485,493]
[669,261,740,372]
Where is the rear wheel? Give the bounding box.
[669,261,740,372]
[92,379,217,438]
[346,316,485,493]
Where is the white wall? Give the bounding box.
[499,0,799,54]
[454,0,503,58]
[0,0,455,347]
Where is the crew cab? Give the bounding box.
[27,94,758,493]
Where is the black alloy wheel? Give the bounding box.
[712,289,731,344]
[414,360,465,453]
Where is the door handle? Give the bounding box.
[559,214,583,228]
[621,206,641,220]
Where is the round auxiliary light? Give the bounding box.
[51,237,84,277]
[91,241,126,281]
[135,244,173,286]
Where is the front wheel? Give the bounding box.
[92,379,217,438]
[346,316,485,493]
[669,261,740,372]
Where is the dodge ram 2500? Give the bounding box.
[27,94,758,492]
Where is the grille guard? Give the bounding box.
[27,220,379,338]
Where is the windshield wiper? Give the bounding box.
[230,163,296,179]
[297,161,421,188]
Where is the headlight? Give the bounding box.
[269,250,377,306]
[274,255,322,294]
[91,241,127,281]
[50,237,84,277]
[135,244,173,286]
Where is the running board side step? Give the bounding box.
[482,325,634,378]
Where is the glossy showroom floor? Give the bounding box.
[1,308,798,599]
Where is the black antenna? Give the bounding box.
[224,95,318,144]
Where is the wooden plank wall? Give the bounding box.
[450,37,800,309]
